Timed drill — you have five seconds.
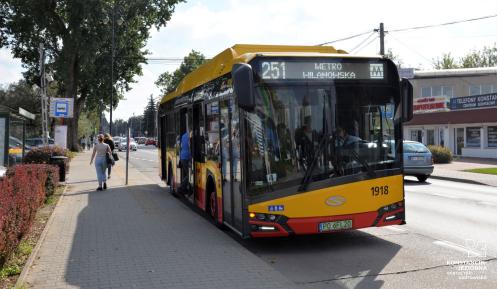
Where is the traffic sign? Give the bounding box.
[50,98,74,118]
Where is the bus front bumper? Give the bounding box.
[249,206,405,238]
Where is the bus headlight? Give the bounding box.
[249,212,280,222]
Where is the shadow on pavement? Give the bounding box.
[240,227,402,289]
[64,184,297,289]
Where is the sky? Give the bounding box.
[1,0,497,121]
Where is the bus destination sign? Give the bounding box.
[259,61,385,80]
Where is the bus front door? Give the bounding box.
[192,103,205,207]
[220,98,244,234]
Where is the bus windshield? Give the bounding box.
[245,83,400,197]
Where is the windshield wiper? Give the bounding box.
[347,148,376,177]
[298,133,335,192]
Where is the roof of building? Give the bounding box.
[406,107,497,126]
[414,67,497,79]
[160,44,350,104]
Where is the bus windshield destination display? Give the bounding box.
[259,61,385,80]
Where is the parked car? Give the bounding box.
[135,137,147,145]
[25,137,55,147]
[145,138,157,146]
[9,136,32,164]
[403,140,433,182]
[113,136,123,148]
[118,138,138,151]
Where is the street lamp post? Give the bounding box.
[106,3,123,136]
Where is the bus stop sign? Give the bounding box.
[50,98,74,118]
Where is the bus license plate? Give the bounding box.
[319,220,353,232]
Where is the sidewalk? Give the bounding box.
[21,151,297,289]
[431,157,497,186]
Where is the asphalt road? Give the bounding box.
[122,147,497,289]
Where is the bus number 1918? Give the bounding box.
[371,186,388,196]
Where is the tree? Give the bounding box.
[433,53,459,69]
[128,115,143,137]
[433,45,497,69]
[142,95,156,137]
[0,0,184,150]
[155,50,207,94]
[384,49,403,68]
[460,45,497,68]
[0,80,42,136]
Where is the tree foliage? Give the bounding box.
[384,49,403,68]
[0,80,42,136]
[0,0,184,150]
[142,95,156,137]
[433,45,497,69]
[155,50,207,95]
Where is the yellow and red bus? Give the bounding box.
[158,44,413,238]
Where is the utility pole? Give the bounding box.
[377,22,385,56]
[380,23,385,56]
[39,43,49,145]
[109,2,115,136]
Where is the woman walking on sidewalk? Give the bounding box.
[90,134,112,191]
[103,133,115,179]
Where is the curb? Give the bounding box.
[429,175,490,186]
[15,183,68,288]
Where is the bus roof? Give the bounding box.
[160,44,349,104]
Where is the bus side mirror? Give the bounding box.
[401,78,413,122]
[232,63,255,111]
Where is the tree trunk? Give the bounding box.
[65,53,80,151]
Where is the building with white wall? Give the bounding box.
[404,67,497,159]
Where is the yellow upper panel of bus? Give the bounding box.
[160,44,348,104]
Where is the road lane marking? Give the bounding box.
[478,201,497,207]
[433,240,482,257]
[384,226,408,233]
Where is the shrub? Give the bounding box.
[0,164,57,266]
[23,146,70,174]
[428,145,453,164]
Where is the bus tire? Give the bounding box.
[206,178,222,228]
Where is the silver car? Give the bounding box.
[403,141,434,182]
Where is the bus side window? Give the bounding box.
[206,102,220,162]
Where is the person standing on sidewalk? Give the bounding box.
[90,134,111,191]
[103,133,115,179]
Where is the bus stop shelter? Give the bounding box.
[0,105,35,172]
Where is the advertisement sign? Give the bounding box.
[413,96,449,113]
[50,98,74,118]
[466,127,481,148]
[488,126,497,147]
[450,93,497,110]
[54,125,67,149]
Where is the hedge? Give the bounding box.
[428,145,453,164]
[23,146,70,173]
[0,164,59,267]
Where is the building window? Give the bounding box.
[469,84,497,96]
[421,87,431,98]
[466,127,481,148]
[420,85,453,98]
[442,86,453,97]
[488,126,497,148]
[469,85,480,96]
[427,129,435,145]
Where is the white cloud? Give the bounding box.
[0,49,24,85]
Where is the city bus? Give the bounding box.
[157,44,413,238]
